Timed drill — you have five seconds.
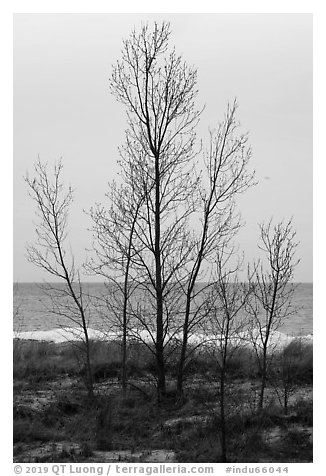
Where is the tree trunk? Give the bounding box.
[121,323,127,396]
[84,332,94,399]
[121,277,129,396]
[220,370,227,462]
[156,332,166,403]
[121,205,139,396]
[155,281,166,402]
[259,348,267,411]
[176,337,186,400]
[176,298,191,400]
[155,153,166,401]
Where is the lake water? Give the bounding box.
[13,282,313,337]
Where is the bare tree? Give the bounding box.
[246,219,300,411]
[88,176,144,395]
[176,100,254,398]
[107,21,256,403]
[206,247,251,462]
[25,159,94,398]
[109,22,202,401]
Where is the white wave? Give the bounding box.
[13,327,200,345]
[14,326,313,348]
[15,327,111,344]
[198,329,313,350]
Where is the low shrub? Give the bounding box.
[90,362,121,381]
[272,340,313,385]
[13,417,63,443]
[13,340,79,380]
[226,347,259,379]
[290,398,313,426]
[95,398,113,451]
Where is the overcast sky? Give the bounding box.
[13,13,312,282]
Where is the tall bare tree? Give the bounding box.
[176,100,254,398]
[246,219,300,410]
[25,159,94,398]
[109,22,202,401]
[104,21,255,402]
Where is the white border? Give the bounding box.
[3,3,323,475]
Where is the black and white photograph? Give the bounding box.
[13,13,313,465]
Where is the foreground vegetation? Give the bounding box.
[13,337,313,463]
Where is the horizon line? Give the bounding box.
[13,280,313,285]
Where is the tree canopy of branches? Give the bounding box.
[246,219,300,410]
[176,100,255,398]
[88,178,144,394]
[25,159,94,398]
[90,21,255,401]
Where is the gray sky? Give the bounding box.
[13,13,312,282]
